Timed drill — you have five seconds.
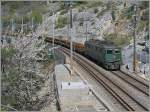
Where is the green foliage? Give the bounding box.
[2,70,18,109]
[55,15,68,28]
[59,2,67,10]
[1,47,16,59]
[124,6,134,19]
[1,96,17,109]
[137,20,146,32]
[2,1,46,26]
[139,1,149,10]
[141,9,149,22]
[106,1,117,10]
[31,11,43,23]
[79,21,84,26]
[60,9,68,15]
[94,8,99,14]
[111,10,116,21]
[35,5,48,14]
[2,1,23,9]
[75,1,87,5]
[23,15,30,23]
[78,6,85,12]
[104,33,132,47]
[2,16,11,26]
[87,1,103,8]
[91,21,95,25]
[96,9,107,18]
[2,70,18,84]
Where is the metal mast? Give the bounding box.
[52,11,55,54]
[70,2,73,76]
[11,18,14,34]
[51,0,56,67]
[21,18,24,34]
[31,17,34,33]
[84,9,88,41]
[133,4,137,72]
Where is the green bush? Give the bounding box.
[124,6,134,19]
[31,11,43,24]
[139,1,149,10]
[23,15,30,23]
[137,20,146,32]
[59,2,66,10]
[79,21,84,26]
[96,9,107,18]
[87,1,103,8]
[60,9,68,15]
[55,15,68,28]
[111,10,116,21]
[75,1,87,5]
[2,70,18,83]
[78,6,85,12]
[104,33,132,47]
[1,47,16,59]
[141,9,149,22]
[94,8,99,14]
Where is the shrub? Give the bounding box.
[111,10,116,21]
[96,9,107,18]
[137,20,146,32]
[55,15,68,29]
[79,21,83,26]
[141,9,149,22]
[78,6,86,12]
[104,33,132,47]
[1,47,16,59]
[60,9,68,15]
[139,1,149,10]
[124,5,134,19]
[87,1,103,8]
[31,11,43,24]
[94,8,99,14]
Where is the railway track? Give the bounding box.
[111,71,149,96]
[59,47,149,111]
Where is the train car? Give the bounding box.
[45,37,85,54]
[84,39,121,70]
[73,42,85,54]
[45,37,121,70]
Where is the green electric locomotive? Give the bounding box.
[84,39,122,70]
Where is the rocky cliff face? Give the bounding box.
[2,1,149,45]
[39,1,148,45]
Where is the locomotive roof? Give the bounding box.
[86,39,117,49]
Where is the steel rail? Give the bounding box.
[111,71,149,96]
[60,47,141,111]
[46,39,148,111]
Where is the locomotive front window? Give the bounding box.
[107,50,113,54]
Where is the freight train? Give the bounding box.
[85,39,121,70]
[45,37,122,70]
